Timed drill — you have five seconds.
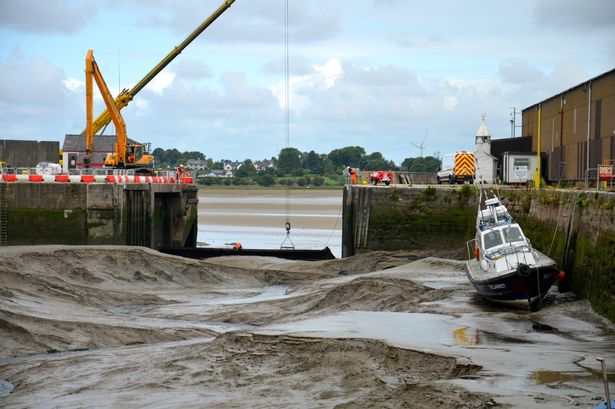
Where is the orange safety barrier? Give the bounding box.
[1,172,184,184]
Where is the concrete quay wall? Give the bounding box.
[342,185,615,321]
[0,183,198,249]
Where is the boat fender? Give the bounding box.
[518,263,531,277]
[474,246,479,260]
[557,270,566,281]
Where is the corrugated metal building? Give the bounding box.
[522,68,615,182]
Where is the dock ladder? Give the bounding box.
[0,184,7,246]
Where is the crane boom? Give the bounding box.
[82,0,235,136]
[85,50,129,166]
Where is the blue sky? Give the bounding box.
[1,0,614,165]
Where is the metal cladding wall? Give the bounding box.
[522,68,615,182]
[0,140,60,167]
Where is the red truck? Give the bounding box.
[369,170,394,186]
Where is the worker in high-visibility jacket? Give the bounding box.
[349,167,357,184]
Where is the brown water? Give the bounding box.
[197,188,343,257]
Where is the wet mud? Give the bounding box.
[0,246,613,408]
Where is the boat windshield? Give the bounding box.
[483,230,503,250]
[502,225,524,243]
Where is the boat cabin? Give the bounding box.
[480,223,527,255]
[478,197,512,230]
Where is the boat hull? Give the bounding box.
[465,256,559,310]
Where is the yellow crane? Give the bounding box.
[85,50,153,168]
[82,0,236,167]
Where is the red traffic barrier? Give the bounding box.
[81,175,95,183]
[55,175,70,183]
[2,174,17,182]
[28,174,43,183]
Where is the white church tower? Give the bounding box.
[474,114,497,183]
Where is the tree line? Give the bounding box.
[152,146,441,187]
[153,146,441,173]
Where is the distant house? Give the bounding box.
[186,159,208,171]
[205,169,233,178]
[223,161,243,171]
[62,134,145,172]
[254,159,275,171]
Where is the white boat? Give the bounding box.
[465,190,564,310]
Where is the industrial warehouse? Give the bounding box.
[521,67,615,183]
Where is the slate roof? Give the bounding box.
[63,134,141,152]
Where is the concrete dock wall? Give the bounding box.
[0,183,198,249]
[343,185,615,321]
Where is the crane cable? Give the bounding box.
[281,0,294,250]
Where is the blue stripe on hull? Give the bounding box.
[467,266,559,308]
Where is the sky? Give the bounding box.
[1,0,614,165]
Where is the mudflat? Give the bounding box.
[1,245,613,408]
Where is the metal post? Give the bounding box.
[586,81,592,184]
[585,168,597,190]
[597,357,612,409]
[534,105,542,189]
[510,107,515,138]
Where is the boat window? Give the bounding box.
[483,230,503,250]
[502,226,524,243]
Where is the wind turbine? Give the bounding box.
[410,131,428,157]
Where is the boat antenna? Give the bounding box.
[280,0,295,251]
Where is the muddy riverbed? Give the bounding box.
[197,188,343,257]
[1,246,614,408]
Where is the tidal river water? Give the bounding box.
[197,188,343,257]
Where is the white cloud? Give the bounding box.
[144,71,176,95]
[270,58,343,113]
[313,59,343,88]
[442,95,458,111]
[134,98,150,115]
[63,78,83,93]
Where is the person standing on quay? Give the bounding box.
[349,167,357,184]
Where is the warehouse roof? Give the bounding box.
[63,134,141,152]
[523,66,615,111]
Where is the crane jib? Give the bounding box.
[82,0,235,136]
